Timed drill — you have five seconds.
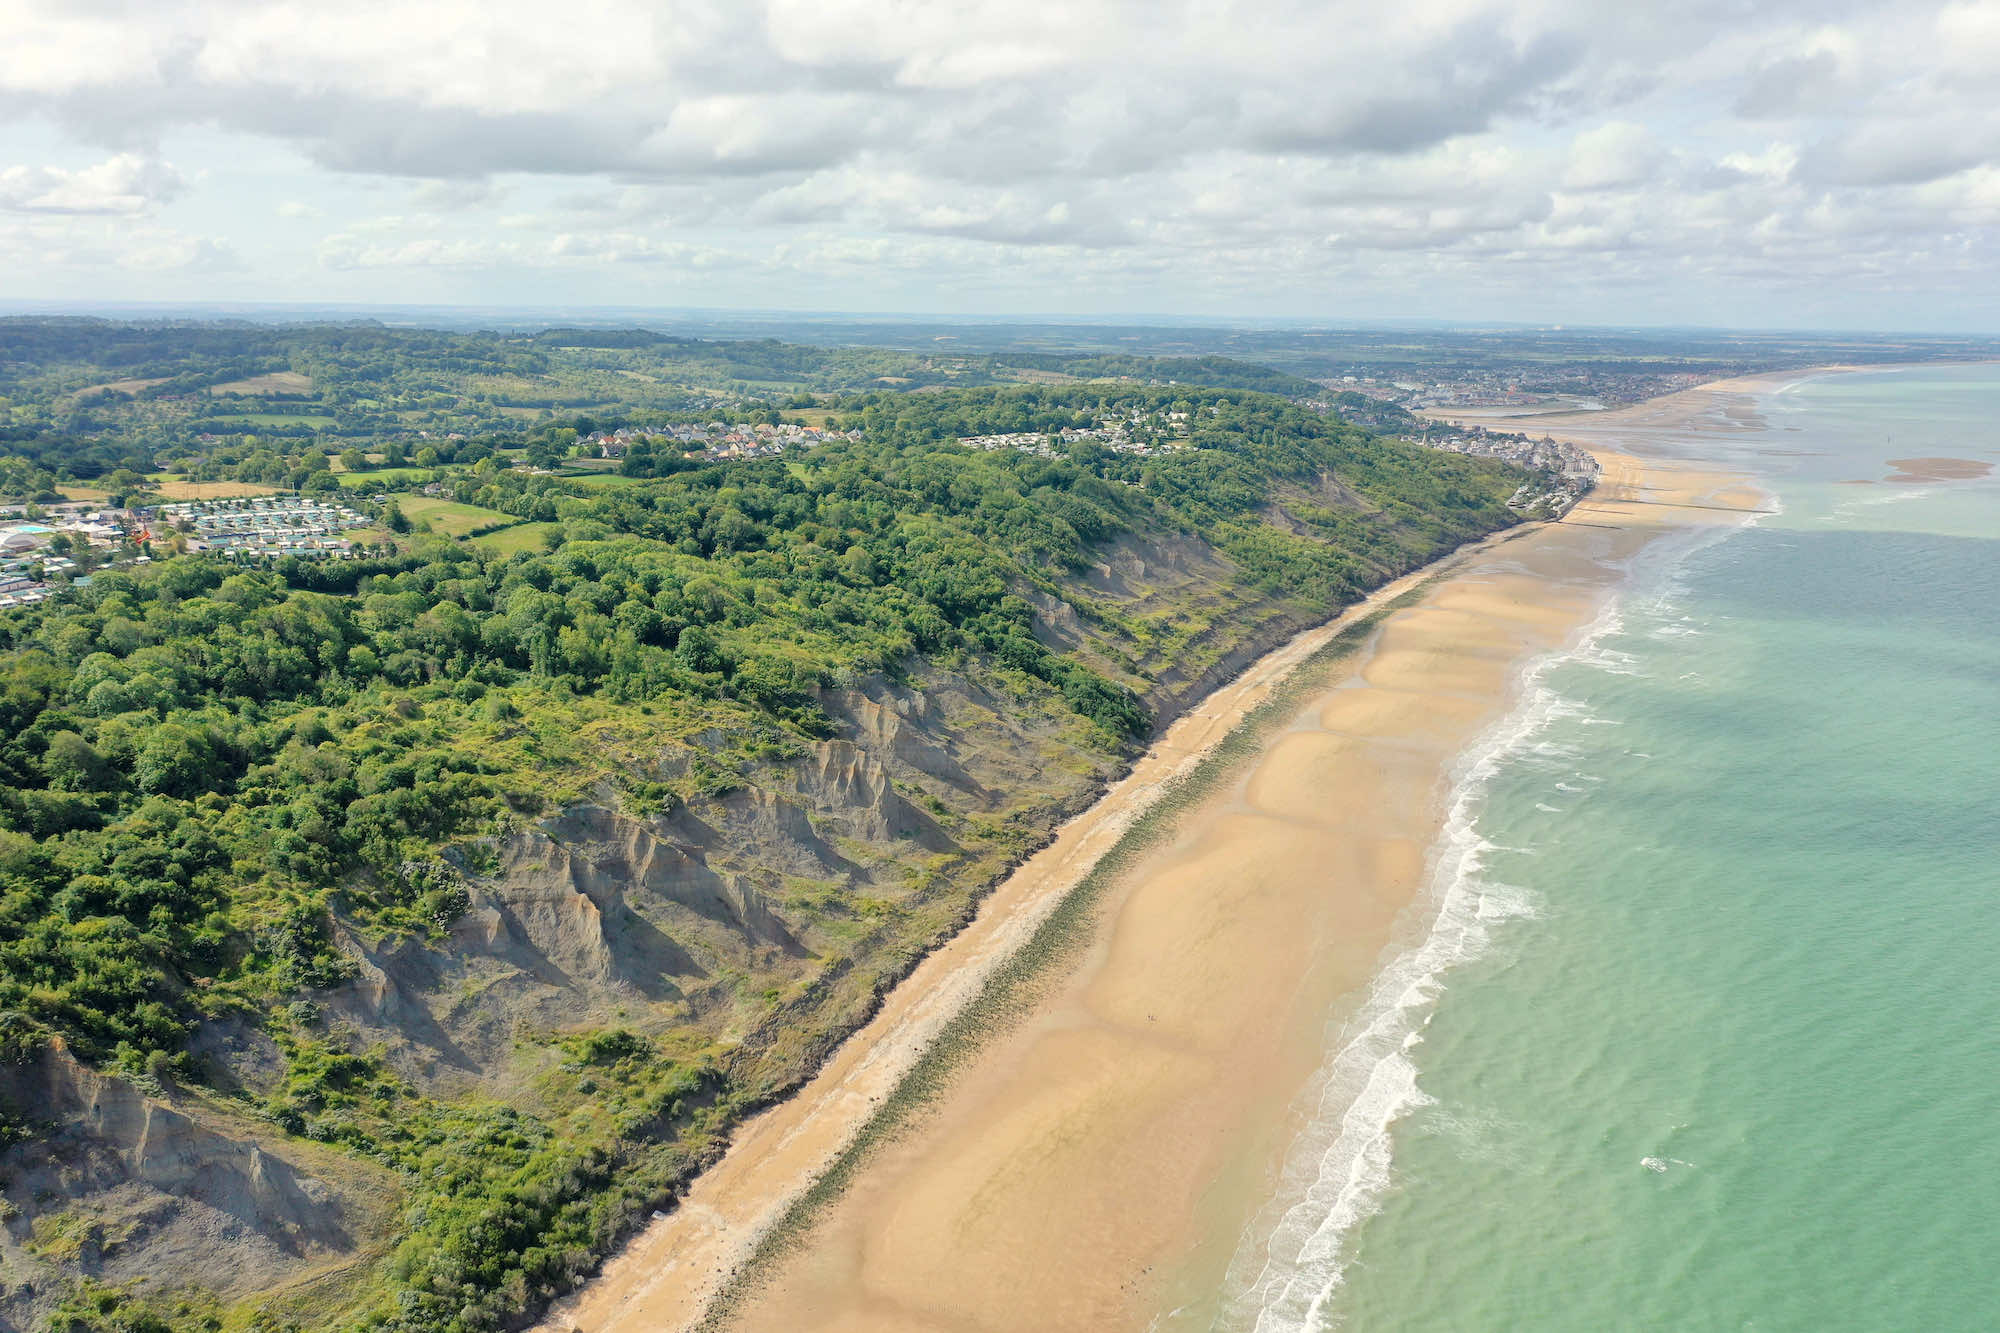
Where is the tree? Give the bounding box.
[382,500,411,533]
[135,724,220,798]
[43,731,108,791]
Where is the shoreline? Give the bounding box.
[1212,469,1763,1329]
[1418,358,2000,435]
[541,408,1767,1333]
[532,526,1533,1333]
[721,451,1757,1333]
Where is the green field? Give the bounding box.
[470,521,559,554]
[337,467,434,490]
[397,496,515,538]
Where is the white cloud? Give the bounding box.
[1564,123,1666,191]
[0,215,238,273]
[0,0,1997,320]
[0,152,183,214]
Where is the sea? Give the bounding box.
[1215,364,2000,1332]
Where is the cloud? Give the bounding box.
[410,179,507,211]
[1735,47,1847,119]
[1798,121,2000,188]
[1564,122,1667,191]
[2,0,2000,319]
[0,1,1668,184]
[0,152,184,213]
[316,222,743,271]
[0,216,238,273]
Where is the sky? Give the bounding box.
[3,0,1999,330]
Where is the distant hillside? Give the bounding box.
[993,351,1319,397]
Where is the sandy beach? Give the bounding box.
[1423,365,1888,458]
[541,436,1763,1333]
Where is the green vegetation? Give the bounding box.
[0,317,1332,503]
[470,522,561,556]
[200,412,339,429]
[708,574,1450,1326]
[989,351,1322,397]
[0,321,1530,1331]
[392,497,516,539]
[336,467,434,491]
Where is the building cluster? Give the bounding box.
[0,505,135,608]
[0,556,74,611]
[156,496,365,560]
[1414,429,1599,476]
[1411,428,1601,515]
[959,410,1197,458]
[1323,367,1711,413]
[585,421,864,464]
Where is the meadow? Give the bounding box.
[395,495,517,538]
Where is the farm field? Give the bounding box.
[148,477,284,500]
[338,467,433,490]
[396,495,515,537]
[470,521,557,554]
[208,371,314,395]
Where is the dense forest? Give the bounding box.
[0,333,1532,1331]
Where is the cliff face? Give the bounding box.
[1060,527,1328,728]
[0,1041,396,1331]
[0,510,1401,1326]
[301,657,1116,1110]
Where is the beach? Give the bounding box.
[1296,362,2000,1332]
[541,440,1762,1333]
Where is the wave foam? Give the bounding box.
[1216,605,1629,1332]
[1214,513,1761,1332]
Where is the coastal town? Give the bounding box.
[583,420,863,463]
[1408,426,1602,516]
[959,406,1201,457]
[0,396,1611,612]
[1311,366,1713,414]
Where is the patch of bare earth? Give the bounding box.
[208,371,314,396]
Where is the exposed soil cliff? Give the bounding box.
[0,1041,396,1331]
[0,511,1476,1329]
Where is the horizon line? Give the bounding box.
[2,298,1997,342]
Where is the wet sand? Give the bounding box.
[542,448,1762,1333]
[1419,366,1873,449]
[533,523,1524,1333]
[1884,457,1993,481]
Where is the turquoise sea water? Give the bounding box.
[1221,365,2000,1332]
